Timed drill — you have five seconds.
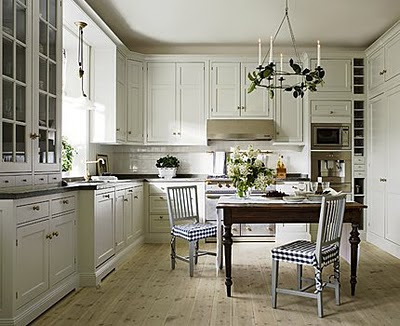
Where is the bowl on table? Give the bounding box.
[283,196,306,203]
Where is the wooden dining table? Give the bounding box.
[216,196,367,297]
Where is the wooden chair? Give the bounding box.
[271,194,347,317]
[166,186,217,277]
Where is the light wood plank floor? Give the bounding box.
[32,241,400,326]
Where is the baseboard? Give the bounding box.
[367,232,400,259]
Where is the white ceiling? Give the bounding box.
[85,0,400,53]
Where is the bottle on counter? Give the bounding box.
[316,176,323,194]
[276,155,287,179]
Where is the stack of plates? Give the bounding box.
[306,194,325,202]
[283,196,306,203]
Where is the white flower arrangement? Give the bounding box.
[227,145,275,198]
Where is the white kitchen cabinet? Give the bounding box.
[95,190,115,267]
[116,50,127,142]
[147,62,206,145]
[384,33,400,82]
[311,100,352,123]
[127,60,144,143]
[131,185,144,240]
[310,59,352,92]
[368,48,385,93]
[275,69,302,142]
[114,189,125,253]
[210,62,272,119]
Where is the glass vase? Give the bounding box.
[236,185,251,199]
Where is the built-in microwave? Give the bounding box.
[311,123,351,150]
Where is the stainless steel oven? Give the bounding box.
[311,123,351,150]
[205,177,275,242]
[311,151,352,193]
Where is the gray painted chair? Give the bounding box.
[166,185,217,277]
[271,194,347,317]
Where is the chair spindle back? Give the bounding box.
[166,186,199,227]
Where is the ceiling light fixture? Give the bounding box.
[248,0,325,99]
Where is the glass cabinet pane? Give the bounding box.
[3,37,14,78]
[49,62,56,94]
[49,28,56,61]
[16,44,26,82]
[2,0,14,36]
[2,80,14,120]
[49,0,57,27]
[39,20,47,55]
[40,0,47,20]
[16,3,26,43]
[49,97,56,128]
[39,129,47,163]
[16,124,26,162]
[2,122,13,162]
[48,130,56,163]
[39,57,47,91]
[16,85,26,122]
[39,93,47,126]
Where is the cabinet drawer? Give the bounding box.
[149,195,168,213]
[311,101,351,117]
[51,196,76,215]
[353,156,365,164]
[354,171,366,178]
[48,174,62,183]
[0,176,16,187]
[34,175,48,185]
[17,201,50,224]
[241,224,275,236]
[150,214,170,233]
[15,175,33,186]
[149,184,168,195]
[354,164,365,171]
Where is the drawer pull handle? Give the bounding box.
[379,178,387,182]
[33,205,40,211]
[52,177,57,180]
[128,190,133,193]
[62,200,69,204]
[232,227,238,232]
[134,195,138,199]
[52,231,59,237]
[246,227,252,232]
[4,180,9,183]
[46,234,53,239]
[22,179,27,182]
[159,216,163,219]
[104,194,110,199]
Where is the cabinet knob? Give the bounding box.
[242,106,246,112]
[62,199,69,204]
[159,216,163,219]
[246,226,252,232]
[173,132,176,135]
[46,234,53,240]
[177,132,181,135]
[128,131,132,134]
[128,189,133,193]
[237,106,241,110]
[379,178,387,182]
[330,111,334,114]
[116,128,120,132]
[124,198,129,202]
[33,205,40,211]
[134,195,138,199]
[52,231,59,237]
[232,227,238,232]
[104,194,110,199]
[30,133,40,139]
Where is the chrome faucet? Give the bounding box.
[85,158,105,181]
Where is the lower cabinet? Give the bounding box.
[0,192,78,326]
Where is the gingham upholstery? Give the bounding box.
[171,223,217,241]
[271,240,339,268]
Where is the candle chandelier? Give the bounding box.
[248,0,325,99]
[75,21,88,97]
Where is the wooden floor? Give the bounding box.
[32,241,400,326]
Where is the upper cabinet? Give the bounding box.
[1,0,62,173]
[126,60,143,143]
[116,50,126,142]
[310,59,352,92]
[210,62,272,119]
[147,61,206,145]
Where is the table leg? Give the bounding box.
[216,208,223,269]
[349,223,360,296]
[223,222,233,297]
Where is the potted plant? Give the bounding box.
[62,137,77,174]
[156,155,180,179]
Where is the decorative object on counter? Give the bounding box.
[248,0,325,99]
[227,145,275,198]
[156,155,180,179]
[96,154,109,176]
[276,155,287,179]
[61,137,77,172]
[264,190,288,198]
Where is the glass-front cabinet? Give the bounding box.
[1,0,61,173]
[1,0,32,171]
[33,0,61,171]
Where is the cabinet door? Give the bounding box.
[311,100,352,123]
[50,212,75,287]
[241,63,272,118]
[0,0,32,172]
[310,59,351,92]
[34,0,62,171]
[114,189,125,253]
[95,192,115,267]
[368,48,385,93]
[132,186,144,238]
[275,68,302,142]
[210,62,240,118]
[16,219,49,308]
[127,60,143,143]
[368,94,386,237]
[116,51,127,142]
[176,63,206,145]
[385,86,400,245]
[124,188,134,244]
[385,33,400,82]
[147,62,176,143]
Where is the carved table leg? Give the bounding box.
[223,222,233,297]
[349,223,361,296]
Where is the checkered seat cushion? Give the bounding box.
[171,223,217,241]
[271,240,339,268]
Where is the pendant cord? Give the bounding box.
[77,26,87,97]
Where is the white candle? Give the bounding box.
[269,36,273,63]
[317,40,321,67]
[280,53,283,72]
[258,38,261,66]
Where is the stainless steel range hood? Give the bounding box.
[207,119,274,141]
